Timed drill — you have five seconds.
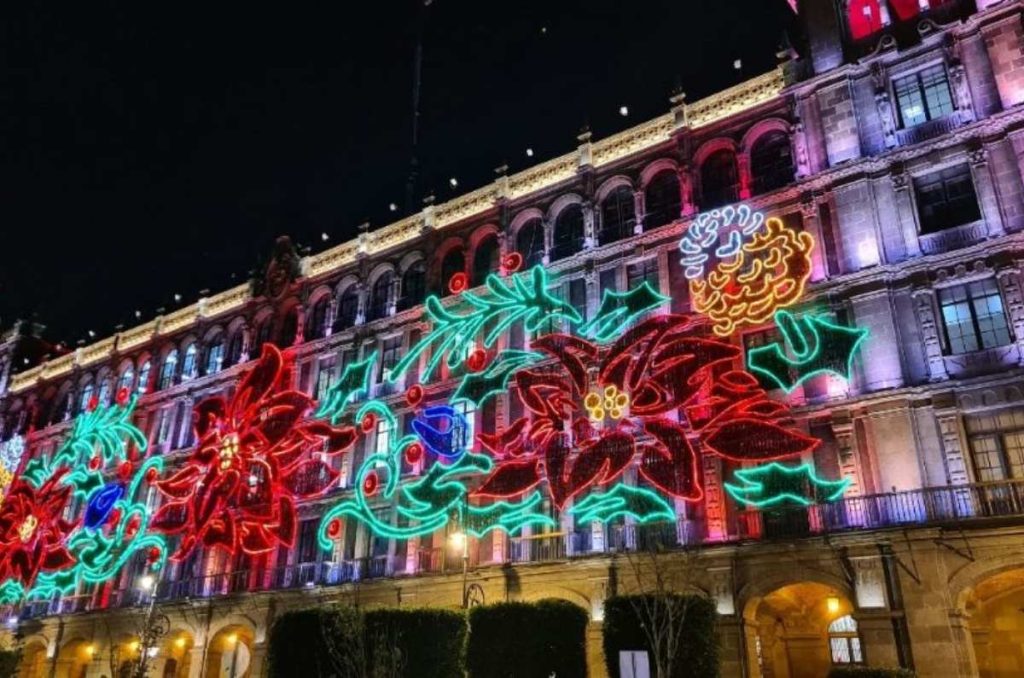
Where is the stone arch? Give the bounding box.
[953,562,1024,678]
[205,619,260,678]
[693,136,738,167]
[546,193,584,223]
[468,222,500,251]
[398,250,426,274]
[640,158,680,188]
[433,236,466,267]
[520,587,593,614]
[54,636,95,678]
[18,636,49,678]
[595,174,634,204]
[740,117,792,153]
[366,261,398,289]
[333,273,361,299]
[157,627,198,678]
[510,207,545,240]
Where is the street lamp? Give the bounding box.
[133,571,169,678]
[449,529,469,608]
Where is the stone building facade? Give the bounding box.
[2,1,1024,676]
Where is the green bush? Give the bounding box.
[827,668,916,678]
[0,649,20,678]
[602,594,718,678]
[268,606,467,678]
[467,599,589,678]
[364,608,466,678]
[267,606,363,677]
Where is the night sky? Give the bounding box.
[1,1,793,348]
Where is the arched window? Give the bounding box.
[306,296,330,340]
[79,383,95,412]
[255,318,273,349]
[551,205,585,261]
[60,390,74,422]
[336,287,360,329]
[226,331,244,366]
[750,130,795,195]
[181,344,198,381]
[97,379,112,406]
[516,218,545,268]
[159,350,178,390]
[205,339,225,374]
[700,149,739,209]
[828,615,864,665]
[600,186,636,245]
[368,273,393,321]
[398,262,426,312]
[440,250,465,297]
[137,360,151,394]
[279,308,299,345]
[848,0,884,39]
[472,236,500,286]
[644,171,681,231]
[117,367,134,394]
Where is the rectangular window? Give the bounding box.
[315,358,335,402]
[914,164,981,235]
[966,408,1024,481]
[626,258,660,291]
[569,278,588,326]
[743,326,785,390]
[297,519,319,564]
[454,401,476,453]
[938,279,1011,355]
[379,336,402,382]
[893,64,954,128]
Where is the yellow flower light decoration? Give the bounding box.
[689,216,814,337]
[585,385,629,422]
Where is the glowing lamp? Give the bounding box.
[175,636,187,649]
[85,644,96,657]
[827,595,841,615]
[128,640,140,653]
[138,574,155,591]
[449,531,466,550]
[226,633,238,648]
[147,647,159,658]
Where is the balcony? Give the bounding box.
[918,220,986,256]
[6,480,1024,621]
[895,113,961,147]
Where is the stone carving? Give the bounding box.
[949,63,974,123]
[876,92,897,148]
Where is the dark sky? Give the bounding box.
[0,1,793,348]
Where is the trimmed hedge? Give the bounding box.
[602,594,718,678]
[267,606,466,678]
[466,599,589,678]
[365,608,466,678]
[0,649,19,678]
[827,668,916,678]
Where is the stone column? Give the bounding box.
[582,201,596,249]
[792,122,811,179]
[702,455,726,541]
[187,646,205,678]
[354,283,367,326]
[876,91,898,149]
[947,610,981,678]
[293,307,305,346]
[854,610,902,669]
[936,410,971,486]
[737,151,752,201]
[969,147,1005,237]
[542,217,553,265]
[800,199,828,281]
[832,421,864,499]
[949,62,975,124]
[678,165,696,217]
[891,169,923,257]
[996,266,1024,363]
[240,322,252,363]
[911,288,949,381]
[632,189,645,235]
[325,298,337,338]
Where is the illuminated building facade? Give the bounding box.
[2,1,1024,676]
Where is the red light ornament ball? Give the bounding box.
[405,384,424,408]
[405,442,424,465]
[326,518,343,540]
[145,467,159,483]
[86,395,100,412]
[362,471,379,496]
[115,388,130,406]
[147,546,161,564]
[118,461,134,482]
[501,252,523,274]
[466,348,487,373]
[361,412,377,434]
[88,456,102,471]
[448,272,468,295]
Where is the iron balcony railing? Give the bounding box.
[6,479,1024,621]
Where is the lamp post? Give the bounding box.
[134,572,169,678]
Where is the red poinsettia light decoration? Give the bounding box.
[152,345,357,559]
[473,314,818,507]
[0,469,77,588]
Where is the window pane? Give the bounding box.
[920,65,954,119]
[830,638,852,664]
[969,435,1006,481]
[894,73,927,127]
[850,638,863,664]
[914,164,980,234]
[940,296,979,354]
[1002,432,1024,478]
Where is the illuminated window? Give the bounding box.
[79,383,95,412]
[516,218,545,268]
[938,279,1011,355]
[181,344,198,381]
[205,341,224,375]
[255,319,273,349]
[600,186,635,245]
[472,236,500,286]
[226,332,244,366]
[137,360,151,394]
[700,149,739,209]
[97,379,112,406]
[828,615,864,664]
[643,171,681,231]
[893,65,954,129]
[336,287,360,329]
[368,273,393,321]
[551,204,585,261]
[626,258,659,291]
[750,130,795,195]
[398,261,426,312]
[379,336,402,383]
[966,408,1024,481]
[159,350,178,390]
[117,367,134,393]
[847,0,885,40]
[454,401,476,452]
[913,164,980,235]
[306,296,330,339]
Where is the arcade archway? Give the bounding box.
[205,624,255,678]
[965,568,1024,677]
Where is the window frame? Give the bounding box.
[937,279,1012,356]
[891,63,955,129]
